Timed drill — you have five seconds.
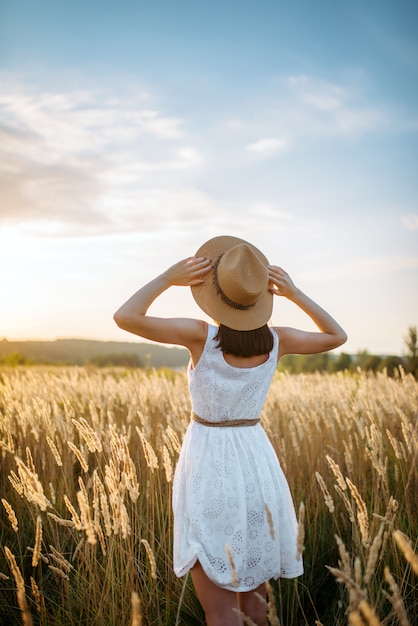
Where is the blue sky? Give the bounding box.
[0,0,417,354]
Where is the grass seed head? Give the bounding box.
[131,591,142,626]
[32,516,43,567]
[140,539,157,580]
[393,530,418,575]
[264,502,275,540]
[296,501,305,560]
[2,498,18,532]
[383,567,410,626]
[46,436,63,466]
[225,543,239,588]
[315,471,335,513]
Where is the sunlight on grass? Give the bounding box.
[0,367,416,624]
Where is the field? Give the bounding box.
[0,366,417,625]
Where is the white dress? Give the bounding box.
[172,324,303,591]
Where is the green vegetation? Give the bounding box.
[1,325,416,378]
[279,325,418,378]
[0,338,188,369]
[278,351,408,376]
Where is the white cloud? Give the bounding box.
[241,74,390,144]
[402,214,418,231]
[215,73,393,173]
[177,146,203,164]
[246,137,288,156]
[285,74,389,137]
[0,81,205,234]
[0,72,412,242]
[225,118,244,131]
[0,90,185,164]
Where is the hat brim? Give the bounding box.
[191,235,273,331]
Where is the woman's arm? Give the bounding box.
[113,256,212,348]
[268,265,347,358]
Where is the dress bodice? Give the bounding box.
[188,324,279,423]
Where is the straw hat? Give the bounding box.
[191,235,273,330]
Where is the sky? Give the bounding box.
[0,0,417,355]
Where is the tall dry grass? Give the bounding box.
[0,366,416,625]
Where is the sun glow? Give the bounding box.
[0,226,58,339]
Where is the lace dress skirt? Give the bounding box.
[172,420,303,592]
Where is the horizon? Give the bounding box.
[0,333,410,358]
[1,0,417,355]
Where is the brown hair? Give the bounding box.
[215,324,274,358]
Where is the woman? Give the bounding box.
[114,235,347,626]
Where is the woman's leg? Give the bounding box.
[190,561,241,626]
[190,561,268,626]
[238,583,267,626]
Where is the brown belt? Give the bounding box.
[191,411,260,427]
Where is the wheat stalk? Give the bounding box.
[315,471,335,513]
[364,523,384,584]
[48,545,73,574]
[328,535,367,611]
[346,478,370,548]
[1,498,18,532]
[8,470,24,496]
[30,576,45,614]
[264,502,275,540]
[348,599,381,625]
[67,440,89,472]
[326,454,347,490]
[47,512,76,528]
[48,565,70,580]
[256,580,281,626]
[49,482,56,504]
[14,456,51,510]
[296,501,305,561]
[131,591,143,626]
[26,447,35,473]
[4,546,33,626]
[162,444,173,483]
[46,436,63,466]
[0,367,416,624]
[165,425,182,454]
[141,539,157,579]
[32,516,43,567]
[393,530,418,575]
[136,428,159,471]
[72,416,103,453]
[383,567,410,626]
[225,543,239,588]
[77,478,96,545]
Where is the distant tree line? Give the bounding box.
[1,327,417,378]
[0,351,143,368]
[278,326,418,379]
[0,351,31,367]
[0,337,187,368]
[88,353,143,368]
[278,351,406,377]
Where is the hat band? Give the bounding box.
[213,255,257,311]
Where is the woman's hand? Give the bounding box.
[162,256,213,287]
[267,265,347,356]
[268,265,298,299]
[114,255,212,347]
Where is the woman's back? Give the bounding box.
[188,324,278,424]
